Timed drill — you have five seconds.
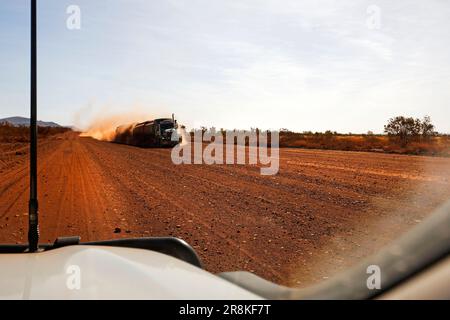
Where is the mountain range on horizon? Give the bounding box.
[0,116,61,127]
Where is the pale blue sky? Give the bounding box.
[1,0,449,133]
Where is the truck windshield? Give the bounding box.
[160,122,174,131]
[0,0,449,291]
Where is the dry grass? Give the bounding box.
[0,123,71,143]
[279,132,450,156]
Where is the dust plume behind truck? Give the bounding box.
[114,114,179,147]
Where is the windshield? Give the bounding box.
[0,0,449,290]
[160,122,174,131]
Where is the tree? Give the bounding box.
[385,116,411,145]
[421,116,436,139]
[384,116,436,145]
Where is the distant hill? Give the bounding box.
[0,116,61,127]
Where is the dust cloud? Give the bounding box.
[77,108,155,141]
[177,126,190,146]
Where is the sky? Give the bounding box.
[0,0,449,133]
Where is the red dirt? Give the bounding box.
[1,131,450,287]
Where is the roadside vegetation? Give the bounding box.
[191,116,449,157]
[0,123,71,143]
[279,116,450,156]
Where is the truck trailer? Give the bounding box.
[114,115,179,147]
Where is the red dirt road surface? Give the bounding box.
[1,132,450,287]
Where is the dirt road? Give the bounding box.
[1,132,450,287]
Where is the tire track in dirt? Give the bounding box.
[39,136,118,242]
[123,147,423,236]
[0,140,66,221]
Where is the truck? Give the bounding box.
[114,114,179,147]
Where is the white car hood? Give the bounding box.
[0,246,261,300]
